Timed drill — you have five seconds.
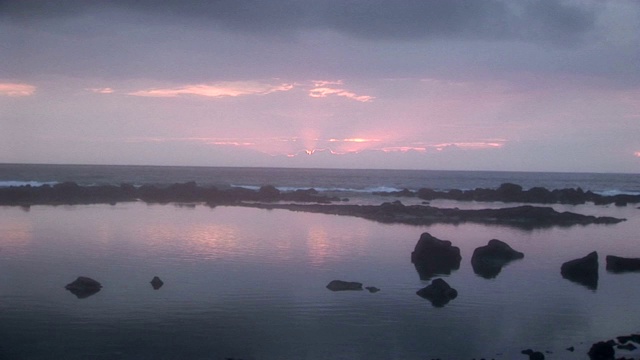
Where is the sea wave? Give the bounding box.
[594,189,640,196]
[231,184,407,193]
[0,180,59,188]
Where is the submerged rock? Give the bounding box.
[411,232,461,280]
[65,276,102,299]
[150,276,164,290]
[416,278,458,307]
[471,239,524,278]
[605,255,640,273]
[365,286,380,293]
[588,341,615,360]
[521,349,545,360]
[561,251,599,290]
[326,280,363,291]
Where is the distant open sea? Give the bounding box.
[2,163,640,360]
[1,163,639,196]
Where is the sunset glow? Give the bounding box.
[128,82,294,98]
[0,83,36,97]
[120,136,508,159]
[2,1,639,172]
[87,87,114,94]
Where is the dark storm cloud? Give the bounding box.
[2,0,637,87]
[1,0,598,43]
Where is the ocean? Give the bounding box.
[2,163,640,195]
[1,164,640,360]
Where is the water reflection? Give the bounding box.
[0,214,33,256]
[1,203,640,359]
[306,226,331,266]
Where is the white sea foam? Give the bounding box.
[231,185,407,193]
[0,180,58,188]
[594,189,640,196]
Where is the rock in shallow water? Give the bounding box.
[606,255,640,273]
[326,280,363,291]
[65,276,102,299]
[416,278,458,307]
[471,239,524,279]
[521,348,545,360]
[411,232,461,280]
[150,276,164,290]
[561,251,599,290]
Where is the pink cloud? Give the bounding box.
[87,87,115,94]
[431,142,506,151]
[0,82,36,97]
[635,151,640,157]
[381,146,428,153]
[313,80,344,87]
[128,81,293,98]
[309,80,374,102]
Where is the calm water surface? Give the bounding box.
[1,202,640,359]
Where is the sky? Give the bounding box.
[1,0,639,173]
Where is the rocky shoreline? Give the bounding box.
[249,201,624,228]
[379,182,640,206]
[0,182,627,228]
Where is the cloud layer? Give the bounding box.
[1,0,639,172]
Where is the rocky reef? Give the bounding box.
[253,202,625,229]
[376,182,640,206]
[0,182,338,206]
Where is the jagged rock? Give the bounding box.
[561,251,599,290]
[326,280,363,291]
[588,340,615,360]
[606,255,640,273]
[416,278,458,307]
[150,276,164,290]
[65,276,102,298]
[471,239,524,278]
[411,232,462,280]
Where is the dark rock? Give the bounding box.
[521,349,545,360]
[617,334,640,344]
[365,286,380,293]
[567,346,575,352]
[416,278,458,307]
[150,276,164,290]
[65,276,102,298]
[561,251,599,290]
[326,280,363,291]
[606,255,640,273]
[588,340,615,360]
[496,183,523,202]
[617,343,637,351]
[258,185,280,200]
[411,232,461,280]
[471,239,524,278]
